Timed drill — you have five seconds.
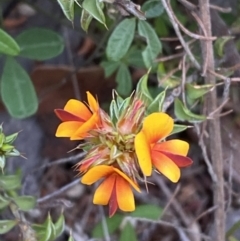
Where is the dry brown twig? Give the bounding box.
[198,1,225,241]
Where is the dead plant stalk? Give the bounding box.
[198,1,225,240]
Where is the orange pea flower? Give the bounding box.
[55,92,99,140]
[134,113,192,182]
[81,165,140,217]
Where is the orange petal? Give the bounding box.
[151,150,180,183]
[54,109,85,122]
[160,152,193,167]
[134,131,152,176]
[93,175,116,205]
[55,121,81,137]
[153,140,189,156]
[142,113,174,143]
[87,91,99,112]
[70,112,99,140]
[114,168,140,192]
[81,165,114,185]
[64,99,92,121]
[116,175,135,211]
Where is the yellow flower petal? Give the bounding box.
[153,140,189,156]
[87,91,99,112]
[64,99,92,121]
[55,121,81,137]
[114,168,140,192]
[116,175,135,211]
[134,131,152,176]
[142,113,174,143]
[93,175,116,205]
[151,150,180,183]
[70,112,99,140]
[81,165,114,185]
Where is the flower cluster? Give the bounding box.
[55,91,192,217]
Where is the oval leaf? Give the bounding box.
[13,196,36,211]
[82,0,106,27]
[16,28,64,60]
[0,29,20,56]
[1,58,38,118]
[107,18,136,61]
[116,63,132,96]
[0,174,21,190]
[142,0,164,18]
[138,20,162,67]
[0,220,17,234]
[57,0,75,22]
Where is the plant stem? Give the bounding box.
[198,1,225,240]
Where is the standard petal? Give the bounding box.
[160,152,193,167]
[151,150,180,183]
[64,99,92,121]
[142,113,174,143]
[70,112,99,140]
[81,165,114,185]
[134,131,152,176]
[153,140,189,156]
[55,121,81,137]
[114,168,140,192]
[87,91,99,112]
[93,175,116,205]
[116,175,135,211]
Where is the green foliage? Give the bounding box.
[116,63,132,96]
[119,222,137,241]
[0,28,64,119]
[1,57,38,118]
[0,29,20,56]
[142,0,164,19]
[57,0,75,22]
[138,20,162,68]
[16,28,64,60]
[106,18,136,61]
[0,220,18,234]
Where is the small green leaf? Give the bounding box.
[57,0,75,22]
[13,196,36,211]
[147,89,166,113]
[119,222,137,241]
[82,0,106,27]
[101,61,120,77]
[0,174,21,190]
[186,83,213,100]
[106,18,136,61]
[50,212,65,241]
[1,57,38,119]
[16,28,64,60]
[110,99,119,123]
[0,133,5,147]
[138,21,162,67]
[0,29,20,56]
[174,98,206,122]
[214,36,233,57]
[68,234,75,241]
[92,214,123,238]
[116,63,132,96]
[80,9,93,32]
[33,214,52,241]
[171,124,191,135]
[126,47,145,68]
[0,195,10,209]
[5,133,18,144]
[136,72,153,105]
[142,0,164,18]
[0,220,18,234]
[130,204,163,220]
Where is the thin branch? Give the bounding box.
[198,1,225,240]
[160,0,201,70]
